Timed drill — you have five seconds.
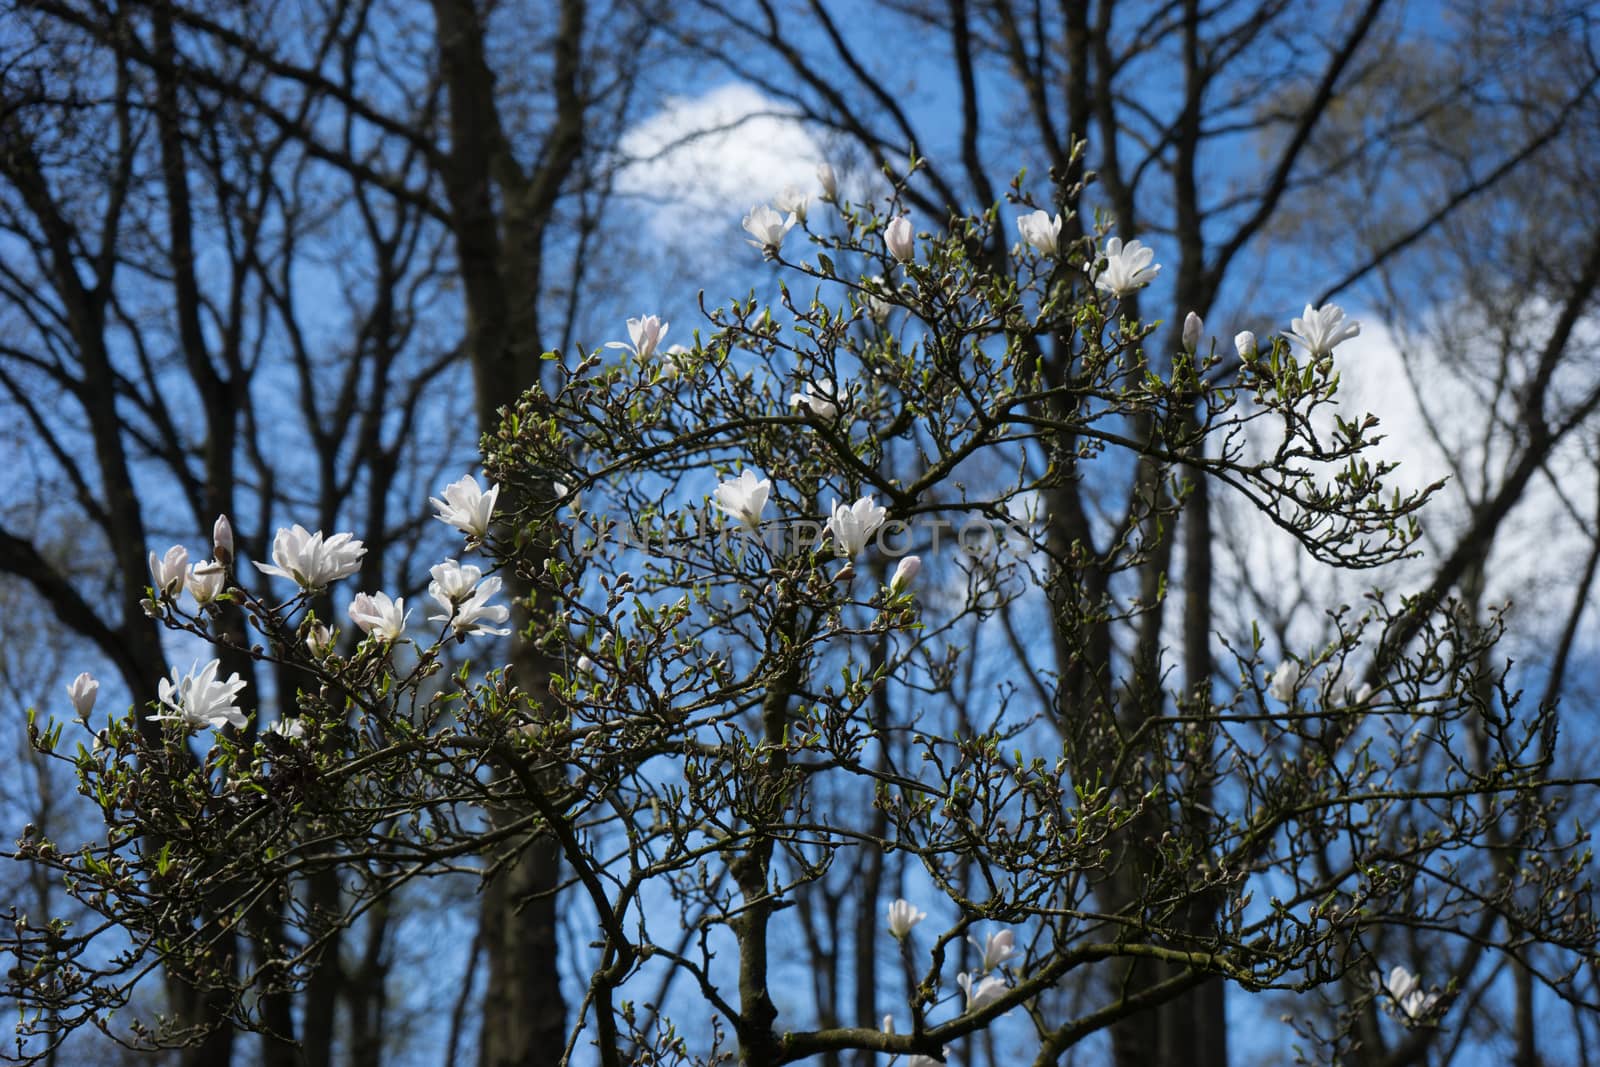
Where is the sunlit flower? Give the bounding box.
[150,659,247,731]
[348,591,409,642]
[212,515,234,565]
[431,475,500,540]
[713,470,772,529]
[1268,661,1298,703]
[956,971,1007,1014]
[887,898,926,939]
[255,525,366,591]
[66,672,98,721]
[307,623,336,658]
[186,559,226,605]
[1286,303,1360,358]
[1234,330,1258,361]
[1017,209,1063,255]
[661,343,692,380]
[789,378,842,420]
[1182,311,1204,354]
[605,315,670,361]
[817,162,838,200]
[1091,236,1160,297]
[428,567,511,638]
[884,216,915,263]
[969,928,1017,972]
[267,717,306,741]
[827,495,887,558]
[889,555,921,594]
[774,185,810,224]
[148,545,189,598]
[742,204,797,252]
[1374,965,1441,1023]
[576,655,596,675]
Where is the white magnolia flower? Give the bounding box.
[576,655,596,675]
[889,555,921,593]
[431,475,500,540]
[1234,330,1258,361]
[827,495,887,558]
[1375,965,1441,1022]
[255,525,366,591]
[884,216,915,262]
[66,672,98,721]
[186,559,226,605]
[969,928,1017,972]
[267,717,306,741]
[148,545,190,598]
[742,204,796,252]
[817,161,838,200]
[956,971,1007,1014]
[348,591,409,642]
[427,559,485,606]
[1268,661,1298,703]
[886,898,926,939]
[429,574,512,638]
[1182,311,1204,354]
[1017,209,1063,255]
[789,378,842,421]
[661,343,692,380]
[150,659,247,731]
[1091,236,1160,297]
[306,622,336,658]
[712,470,772,528]
[605,315,669,361]
[774,185,810,223]
[1286,303,1360,358]
[212,515,234,565]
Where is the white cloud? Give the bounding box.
[616,84,824,241]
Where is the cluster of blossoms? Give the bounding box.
[882,896,1019,1057]
[76,474,510,734]
[1374,965,1444,1025]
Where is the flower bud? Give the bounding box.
[66,672,98,721]
[884,216,914,263]
[213,515,234,566]
[889,555,921,594]
[1234,330,1258,361]
[1182,311,1204,354]
[307,623,335,658]
[817,161,838,200]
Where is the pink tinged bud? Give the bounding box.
[1234,330,1257,361]
[307,623,335,658]
[884,216,915,263]
[890,555,921,593]
[817,161,838,200]
[66,672,98,721]
[212,515,234,565]
[1182,311,1204,354]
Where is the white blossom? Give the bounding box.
[1017,209,1063,255]
[817,161,838,200]
[307,623,336,658]
[661,343,692,380]
[1091,236,1160,297]
[348,591,409,642]
[427,559,485,606]
[742,204,796,252]
[774,185,810,223]
[862,275,892,324]
[1375,965,1442,1023]
[827,495,887,558]
[66,672,98,721]
[1234,330,1258,361]
[604,315,669,361]
[1286,303,1360,358]
[969,928,1017,972]
[212,515,234,565]
[148,545,190,598]
[1268,661,1298,703]
[576,655,596,675]
[431,475,500,540]
[712,470,772,529]
[267,717,306,741]
[889,555,921,594]
[789,378,842,421]
[886,898,926,939]
[255,525,366,591]
[884,216,915,262]
[1182,311,1204,353]
[956,972,1007,1015]
[428,566,511,638]
[150,659,247,731]
[186,559,226,605]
